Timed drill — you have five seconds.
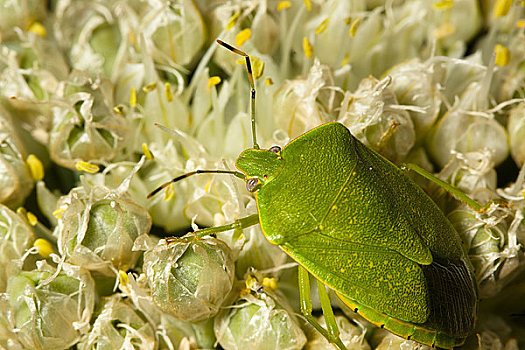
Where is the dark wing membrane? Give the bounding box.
[280,231,430,323]
[420,256,477,336]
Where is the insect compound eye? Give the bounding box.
[246,178,261,192]
[268,146,281,154]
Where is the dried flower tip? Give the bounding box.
[53,207,66,219]
[142,143,154,160]
[113,105,124,114]
[226,12,240,31]
[251,56,264,80]
[433,0,454,10]
[235,29,252,47]
[26,211,38,226]
[262,277,278,291]
[163,183,174,201]
[26,154,44,181]
[349,18,361,37]
[494,44,511,66]
[304,0,312,11]
[75,161,100,173]
[277,1,291,11]
[433,23,456,39]
[34,238,53,258]
[315,18,329,34]
[493,0,513,17]
[142,82,157,92]
[302,37,313,58]
[208,76,222,88]
[28,22,46,37]
[164,82,173,102]
[266,78,274,86]
[130,87,137,107]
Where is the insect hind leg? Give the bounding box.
[298,266,348,350]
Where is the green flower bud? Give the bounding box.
[214,289,306,350]
[5,262,95,349]
[49,77,129,169]
[447,203,521,298]
[143,0,206,66]
[0,106,33,208]
[339,76,415,163]
[77,295,156,350]
[143,236,235,322]
[273,60,334,140]
[507,103,525,168]
[0,204,35,291]
[385,58,441,138]
[57,185,151,275]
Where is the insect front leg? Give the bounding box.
[165,214,260,244]
[298,266,348,350]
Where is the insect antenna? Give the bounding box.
[147,169,246,199]
[217,39,259,149]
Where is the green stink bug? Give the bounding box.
[149,40,478,349]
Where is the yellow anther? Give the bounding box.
[235,29,252,47]
[245,275,257,289]
[205,179,212,193]
[266,77,274,86]
[263,277,278,291]
[119,270,130,286]
[433,0,454,10]
[251,56,264,80]
[142,82,157,92]
[164,82,173,102]
[304,0,312,11]
[130,87,137,107]
[315,18,329,34]
[494,44,511,66]
[113,105,124,114]
[163,183,174,201]
[341,54,349,67]
[28,22,46,37]
[302,37,313,58]
[226,12,240,31]
[26,211,38,226]
[277,1,291,11]
[240,287,251,297]
[142,143,154,160]
[16,207,27,216]
[75,161,100,173]
[208,76,222,87]
[433,23,455,39]
[118,270,131,294]
[493,0,512,17]
[516,20,525,28]
[53,207,66,219]
[34,238,53,258]
[26,154,44,181]
[349,18,361,37]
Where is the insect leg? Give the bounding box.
[400,162,490,212]
[164,214,260,244]
[298,266,348,350]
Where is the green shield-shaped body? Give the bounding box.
[236,122,477,348]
